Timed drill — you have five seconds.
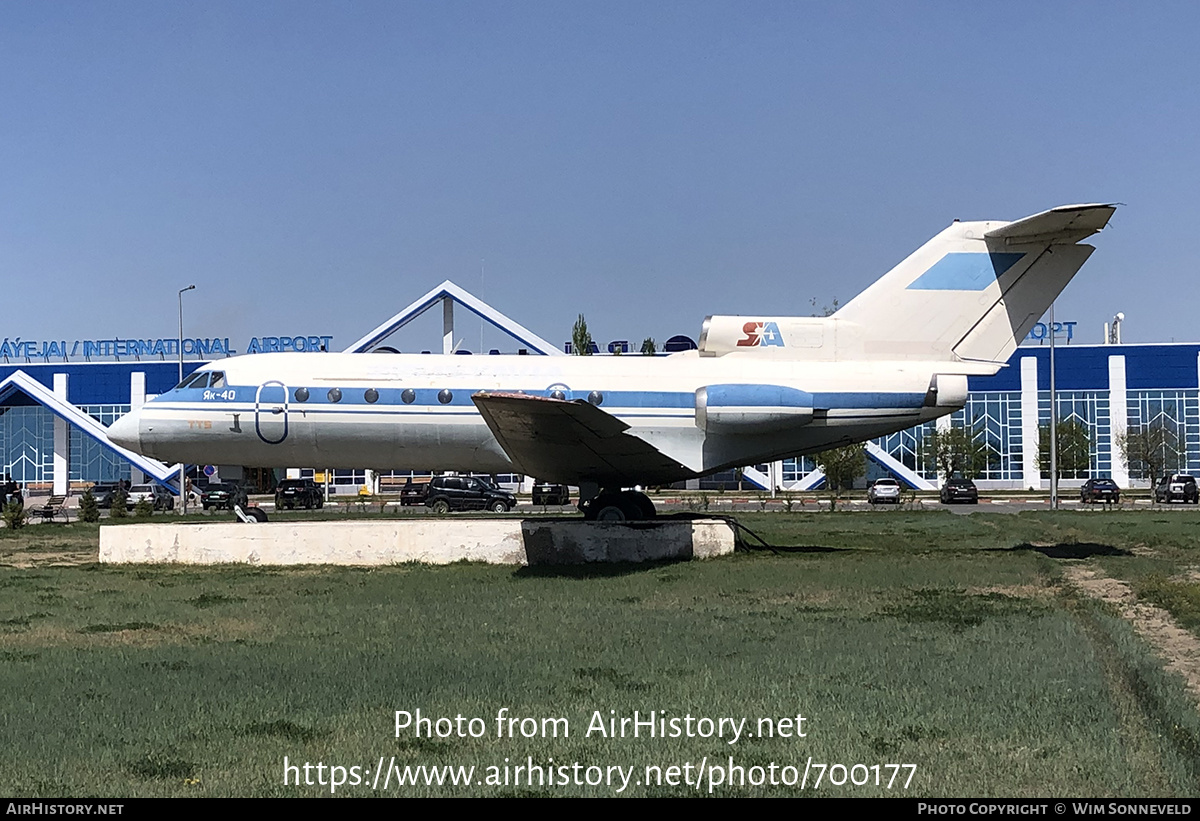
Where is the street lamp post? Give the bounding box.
[1049,301,1058,510]
[178,285,195,513]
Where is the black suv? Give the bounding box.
[424,476,516,514]
[531,481,570,506]
[940,477,979,504]
[1081,478,1120,504]
[275,479,324,510]
[200,482,249,511]
[1154,474,1198,504]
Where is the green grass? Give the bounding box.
[0,511,1199,796]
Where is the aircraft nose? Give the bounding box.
[107,408,142,451]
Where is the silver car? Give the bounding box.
[867,478,902,504]
[128,483,175,511]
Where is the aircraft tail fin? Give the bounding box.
[831,203,1116,364]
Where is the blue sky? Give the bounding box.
[2,2,1196,354]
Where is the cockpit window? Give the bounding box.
[209,372,225,388]
[177,372,209,389]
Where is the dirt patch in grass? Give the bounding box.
[0,525,100,568]
[0,547,96,569]
[0,617,269,649]
[1064,565,1200,703]
[966,584,1050,600]
[760,589,839,607]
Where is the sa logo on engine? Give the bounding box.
[737,321,785,347]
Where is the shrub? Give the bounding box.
[134,498,154,518]
[110,488,128,519]
[2,501,26,530]
[78,489,100,523]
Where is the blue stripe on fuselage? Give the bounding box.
[160,385,927,412]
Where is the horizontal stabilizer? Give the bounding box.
[471,391,690,487]
[984,203,1117,246]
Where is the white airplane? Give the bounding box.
[108,203,1116,520]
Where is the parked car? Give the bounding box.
[532,481,570,506]
[399,477,430,506]
[89,483,121,509]
[424,476,516,514]
[1154,474,1198,504]
[274,478,323,510]
[867,477,902,504]
[940,477,979,504]
[200,482,249,511]
[1080,478,1120,505]
[128,483,175,511]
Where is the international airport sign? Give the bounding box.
[0,322,1078,362]
[0,334,335,362]
[1024,321,1077,343]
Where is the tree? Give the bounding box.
[641,337,657,355]
[816,443,866,499]
[922,420,988,479]
[110,487,128,519]
[1038,418,1091,479]
[809,297,841,318]
[1116,421,1182,481]
[1,501,25,530]
[78,489,100,523]
[571,314,594,356]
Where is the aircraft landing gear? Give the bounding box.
[234,504,268,523]
[579,489,657,522]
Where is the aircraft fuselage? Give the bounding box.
[111,350,970,483]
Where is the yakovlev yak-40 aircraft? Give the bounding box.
[109,203,1116,520]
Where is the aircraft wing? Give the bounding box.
[471,392,692,487]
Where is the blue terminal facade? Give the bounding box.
[775,343,1200,491]
[0,361,197,493]
[4,343,1198,495]
[1,283,1196,495]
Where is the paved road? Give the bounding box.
[15,494,1200,523]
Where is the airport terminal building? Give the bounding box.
[2,282,1196,496]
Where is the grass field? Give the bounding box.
[1,510,1199,797]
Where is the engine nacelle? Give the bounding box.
[695,384,814,433]
[698,315,831,356]
[928,374,969,408]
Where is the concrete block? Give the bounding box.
[98,518,735,566]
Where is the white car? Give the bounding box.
[127,483,175,511]
[867,478,902,504]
